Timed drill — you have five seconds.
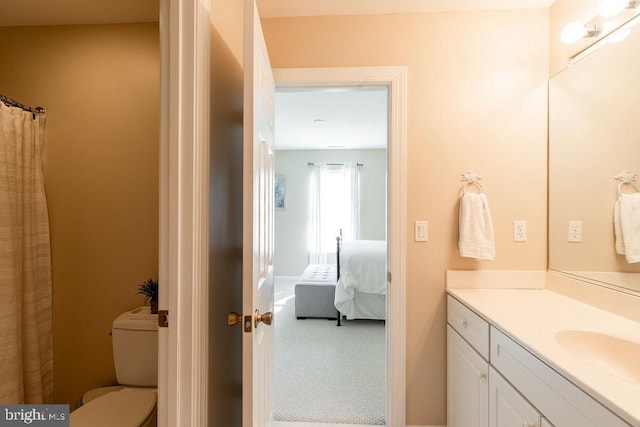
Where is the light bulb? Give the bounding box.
[598,0,629,17]
[561,22,588,43]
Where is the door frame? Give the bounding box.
[158,0,211,425]
[158,3,408,421]
[273,66,407,427]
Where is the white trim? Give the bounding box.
[159,0,210,426]
[273,66,407,427]
[158,1,169,424]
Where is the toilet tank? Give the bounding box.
[112,306,158,387]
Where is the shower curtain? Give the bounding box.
[0,102,53,403]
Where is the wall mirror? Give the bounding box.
[549,19,640,294]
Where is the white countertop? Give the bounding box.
[447,288,640,427]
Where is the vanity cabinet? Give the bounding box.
[447,296,490,427]
[447,294,631,427]
[490,326,627,427]
[448,296,542,427]
[489,366,541,427]
[447,325,488,427]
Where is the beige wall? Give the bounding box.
[0,24,160,406]
[212,0,244,66]
[262,10,548,425]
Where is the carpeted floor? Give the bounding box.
[274,277,386,425]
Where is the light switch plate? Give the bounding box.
[415,221,428,242]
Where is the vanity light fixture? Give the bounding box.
[569,11,640,63]
[561,22,602,43]
[607,26,631,42]
[598,0,640,17]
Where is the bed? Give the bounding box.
[335,238,387,321]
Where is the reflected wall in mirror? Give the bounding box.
[549,22,640,294]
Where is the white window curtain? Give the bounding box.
[0,102,53,404]
[309,164,360,264]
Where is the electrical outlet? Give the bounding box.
[568,220,582,242]
[513,220,527,242]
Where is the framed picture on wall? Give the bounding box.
[275,175,286,210]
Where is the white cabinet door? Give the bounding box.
[489,366,540,427]
[447,325,489,427]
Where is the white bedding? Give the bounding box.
[334,240,387,319]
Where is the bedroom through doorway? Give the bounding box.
[272,85,389,425]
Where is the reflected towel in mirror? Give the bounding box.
[615,192,640,263]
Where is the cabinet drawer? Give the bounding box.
[447,296,489,359]
[490,327,630,427]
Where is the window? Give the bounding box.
[309,164,360,264]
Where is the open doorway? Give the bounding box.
[272,86,388,425]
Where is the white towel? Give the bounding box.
[616,192,640,263]
[614,197,625,255]
[458,191,496,261]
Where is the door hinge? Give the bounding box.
[158,310,169,328]
[387,271,392,283]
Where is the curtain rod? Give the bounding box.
[307,162,364,167]
[0,93,46,114]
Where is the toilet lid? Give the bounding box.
[70,388,156,427]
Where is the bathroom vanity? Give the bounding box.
[446,288,640,427]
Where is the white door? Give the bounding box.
[243,0,276,426]
[447,325,489,427]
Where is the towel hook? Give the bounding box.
[461,171,484,193]
[614,171,639,195]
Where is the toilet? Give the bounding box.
[70,306,158,427]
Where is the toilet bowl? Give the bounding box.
[70,307,158,427]
[70,387,157,427]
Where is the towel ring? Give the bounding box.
[461,171,484,193]
[618,181,640,196]
[462,181,484,193]
[614,171,639,196]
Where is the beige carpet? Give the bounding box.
[273,277,386,425]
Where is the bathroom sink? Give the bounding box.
[555,330,640,384]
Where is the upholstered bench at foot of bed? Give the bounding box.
[294,282,337,319]
[294,264,338,320]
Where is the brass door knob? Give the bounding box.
[254,309,273,327]
[227,312,243,326]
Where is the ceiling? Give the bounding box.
[0,0,556,26]
[257,0,555,19]
[275,87,388,150]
